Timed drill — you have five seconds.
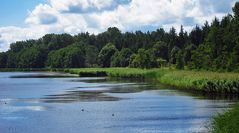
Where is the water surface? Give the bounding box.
[0,72,236,133]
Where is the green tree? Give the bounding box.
[176,50,184,70]
[189,26,203,46]
[98,43,118,67]
[190,44,212,70]
[129,48,157,69]
[170,46,180,64]
[84,45,99,67]
[18,47,46,68]
[233,2,239,17]
[111,48,133,67]
[10,40,35,53]
[184,44,197,64]
[177,25,187,48]
[227,44,239,71]
[42,33,74,51]
[47,45,85,68]
[0,52,7,68]
[168,27,177,53]
[6,51,18,68]
[110,51,121,67]
[153,41,168,60]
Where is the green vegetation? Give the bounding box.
[62,68,239,94]
[211,103,239,133]
[98,43,118,67]
[67,68,150,79]
[2,67,238,94]
[151,70,239,93]
[1,3,239,72]
[111,48,133,67]
[46,45,85,68]
[175,50,184,70]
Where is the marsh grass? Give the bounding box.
[211,103,239,133]
[67,68,151,79]
[65,68,239,94]
[152,70,239,93]
[2,67,239,93]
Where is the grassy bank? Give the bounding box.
[211,103,239,133]
[66,68,151,79]
[1,67,239,93]
[64,68,239,94]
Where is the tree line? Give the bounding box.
[1,3,239,72]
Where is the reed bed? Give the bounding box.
[66,68,239,94]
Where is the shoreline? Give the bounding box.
[1,67,239,94]
[66,68,239,94]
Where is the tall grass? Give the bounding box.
[2,67,239,93]
[151,70,239,93]
[211,103,239,133]
[66,68,239,94]
[66,68,151,79]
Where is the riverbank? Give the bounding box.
[64,68,239,94]
[1,67,239,93]
[211,103,239,133]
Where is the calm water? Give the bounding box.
[0,72,236,133]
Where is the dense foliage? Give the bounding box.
[1,3,239,71]
[66,68,239,93]
[46,45,85,68]
[212,103,239,133]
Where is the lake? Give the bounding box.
[0,72,237,133]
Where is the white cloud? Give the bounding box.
[0,0,237,52]
[0,25,53,52]
[25,4,59,25]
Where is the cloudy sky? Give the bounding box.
[0,0,237,52]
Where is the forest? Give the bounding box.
[1,2,239,72]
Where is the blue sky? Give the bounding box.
[0,0,237,52]
[0,0,46,26]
